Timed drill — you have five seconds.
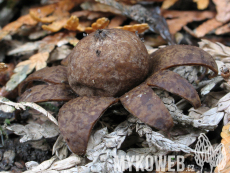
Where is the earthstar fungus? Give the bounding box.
[18,29,218,155]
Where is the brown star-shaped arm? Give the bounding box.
[58,96,118,155]
[150,45,218,77]
[18,84,77,103]
[19,66,68,95]
[120,83,174,132]
[147,70,201,108]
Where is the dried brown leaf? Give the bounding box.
[72,10,110,20]
[214,123,230,173]
[85,17,110,33]
[15,52,49,75]
[115,23,149,33]
[81,2,122,15]
[215,23,230,35]
[30,4,57,23]
[198,39,230,60]
[116,0,165,4]
[92,17,110,30]
[194,18,223,37]
[108,15,127,28]
[193,0,209,10]
[213,0,230,23]
[63,16,79,31]
[42,18,69,32]
[161,0,179,9]
[30,0,79,33]
[0,14,37,40]
[0,63,8,72]
[162,10,215,34]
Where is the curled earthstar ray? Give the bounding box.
[18,84,77,103]
[149,45,218,76]
[147,70,201,108]
[19,65,68,95]
[120,83,174,131]
[58,96,118,155]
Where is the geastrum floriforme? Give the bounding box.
[18,29,218,155]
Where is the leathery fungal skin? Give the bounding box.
[18,29,218,155]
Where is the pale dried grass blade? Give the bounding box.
[20,102,58,125]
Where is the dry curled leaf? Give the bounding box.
[29,3,57,23]
[0,63,8,72]
[30,0,81,33]
[215,123,230,173]
[42,18,69,32]
[161,0,179,9]
[194,18,223,38]
[63,16,79,31]
[0,14,37,40]
[30,0,75,23]
[81,2,122,15]
[108,15,127,28]
[162,10,215,34]
[213,0,230,23]
[15,52,50,74]
[85,17,110,33]
[6,121,59,143]
[116,0,165,4]
[6,32,76,91]
[115,23,149,33]
[193,0,209,10]
[198,39,230,62]
[215,23,230,35]
[72,10,110,20]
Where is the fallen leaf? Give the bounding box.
[52,135,68,160]
[85,17,110,33]
[7,42,40,56]
[198,39,230,61]
[115,23,149,33]
[194,18,223,38]
[25,157,57,172]
[48,154,81,170]
[193,0,209,10]
[6,121,59,142]
[5,65,29,91]
[15,52,49,75]
[213,0,230,23]
[0,14,37,40]
[0,104,15,113]
[81,2,122,15]
[161,0,179,9]
[215,123,230,173]
[162,10,216,34]
[30,0,79,33]
[215,23,230,35]
[48,45,72,62]
[72,10,110,20]
[0,63,8,72]
[6,32,76,91]
[116,0,165,4]
[63,16,79,31]
[29,4,57,23]
[42,18,69,32]
[108,15,127,28]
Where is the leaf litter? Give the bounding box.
[0,0,230,172]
